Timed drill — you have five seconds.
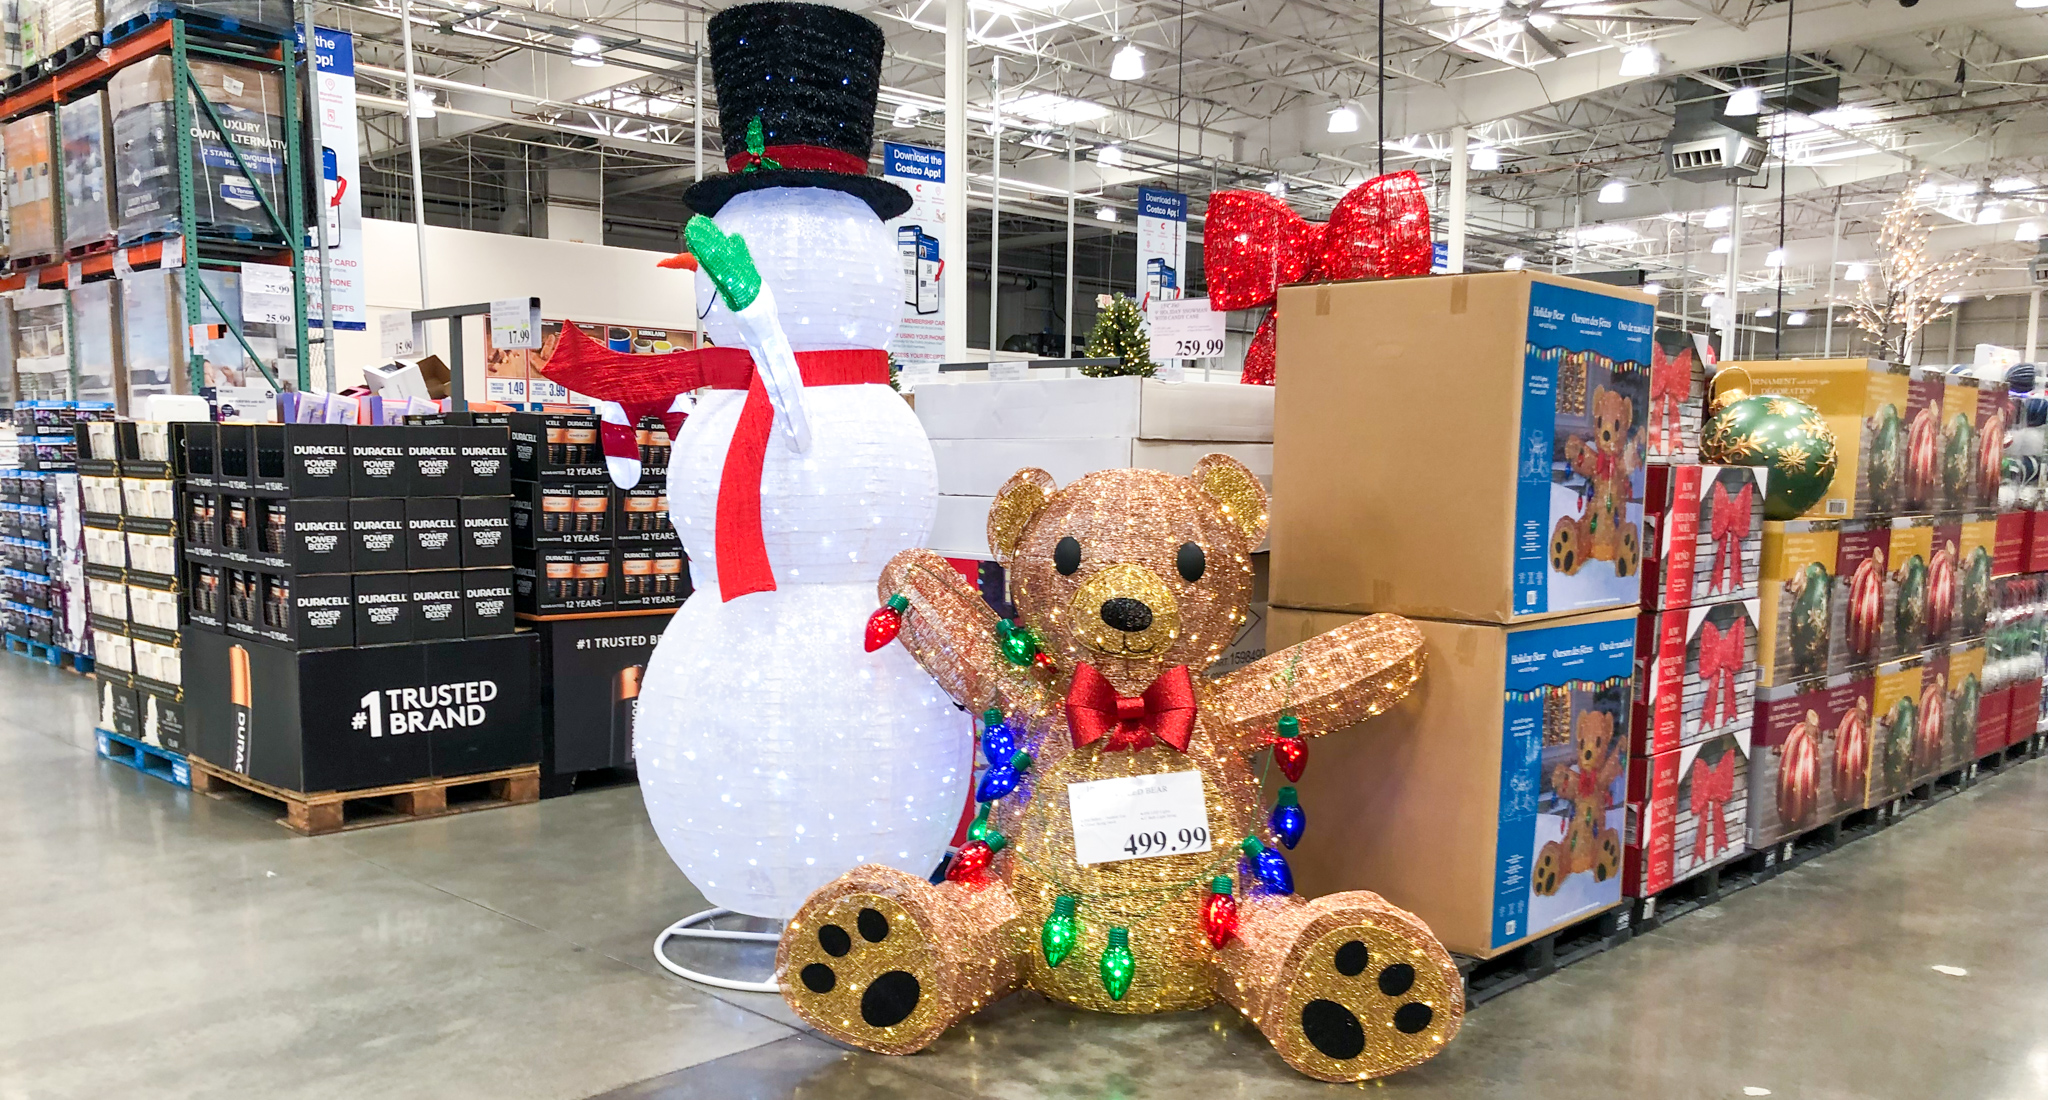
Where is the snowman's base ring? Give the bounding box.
[653,907,784,993]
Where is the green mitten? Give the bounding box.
[684,214,763,312]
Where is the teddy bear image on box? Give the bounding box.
[1550,384,1645,580]
[1531,700,1626,899]
[774,455,1464,1082]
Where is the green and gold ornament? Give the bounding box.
[1790,560,1832,677]
[1700,371,1840,521]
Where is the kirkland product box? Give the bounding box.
[1902,368,1945,514]
[1930,514,1995,644]
[1276,605,1636,958]
[1640,464,1762,609]
[1944,640,1986,771]
[1623,728,1750,898]
[1749,673,1869,849]
[1883,517,1934,661]
[1938,373,1996,512]
[1831,520,1887,672]
[1758,520,1838,687]
[1271,271,1655,624]
[1722,358,1909,520]
[1630,598,1758,756]
[1866,655,1927,807]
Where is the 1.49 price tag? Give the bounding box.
[1067,769,1213,866]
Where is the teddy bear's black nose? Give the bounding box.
[1100,598,1154,633]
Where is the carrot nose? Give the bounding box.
[658,252,698,271]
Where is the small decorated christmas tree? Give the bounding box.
[1082,293,1157,378]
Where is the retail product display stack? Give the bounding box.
[3,402,107,666]
[504,409,689,793]
[1268,270,1655,961]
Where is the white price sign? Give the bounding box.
[1067,769,1212,866]
[378,310,422,358]
[1148,297,1227,360]
[490,297,541,350]
[240,262,296,325]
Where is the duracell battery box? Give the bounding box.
[515,547,615,614]
[459,496,513,568]
[353,572,414,645]
[508,412,606,482]
[348,426,412,497]
[405,497,463,571]
[406,426,464,496]
[616,485,676,542]
[278,423,353,498]
[411,572,465,641]
[249,425,289,494]
[173,422,217,487]
[215,424,252,491]
[535,611,672,776]
[616,546,689,609]
[511,481,613,545]
[223,497,352,573]
[463,568,516,637]
[460,427,512,496]
[350,498,408,573]
[222,568,263,637]
[186,561,224,631]
[287,573,355,648]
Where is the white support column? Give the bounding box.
[1065,127,1075,362]
[2028,288,2042,364]
[1721,186,1741,358]
[1447,125,1467,274]
[988,58,1001,357]
[400,0,430,310]
[943,0,968,362]
[1823,203,1840,357]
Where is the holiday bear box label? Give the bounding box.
[1830,521,1889,674]
[1623,728,1750,899]
[1640,464,1762,610]
[1942,641,1985,773]
[1758,520,1838,688]
[1750,673,1870,848]
[1630,598,1759,757]
[1883,518,1935,662]
[1865,655,1927,807]
[1725,358,1910,521]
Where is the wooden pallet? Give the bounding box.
[186,756,540,836]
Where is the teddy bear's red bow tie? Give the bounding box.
[1067,663,1198,753]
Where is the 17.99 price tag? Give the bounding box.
[1066,769,1213,866]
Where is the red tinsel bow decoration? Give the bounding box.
[1202,171,1433,386]
[1697,617,1746,729]
[1690,752,1734,861]
[1649,343,1694,454]
[1067,663,1198,753]
[1709,482,1754,593]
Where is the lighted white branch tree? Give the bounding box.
[1849,178,1977,364]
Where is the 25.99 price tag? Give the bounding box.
[1067,769,1213,866]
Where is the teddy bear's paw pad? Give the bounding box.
[1531,841,1564,896]
[780,889,951,1053]
[1549,520,1579,575]
[1618,525,1640,577]
[1265,910,1464,1081]
[1594,828,1622,883]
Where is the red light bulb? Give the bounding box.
[946,840,994,883]
[1272,735,1307,783]
[864,594,909,652]
[1201,876,1239,948]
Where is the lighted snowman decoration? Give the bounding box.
[632,1,971,921]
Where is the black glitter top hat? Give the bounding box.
[683,2,912,221]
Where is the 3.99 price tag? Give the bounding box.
[1067,769,1213,866]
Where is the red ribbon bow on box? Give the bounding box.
[1690,752,1735,861]
[1067,663,1198,753]
[1697,617,1746,729]
[1649,343,1695,454]
[1201,172,1433,386]
[1709,481,1754,594]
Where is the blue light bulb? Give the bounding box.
[1240,836,1292,894]
[976,750,1032,802]
[982,723,1017,767]
[1269,787,1305,849]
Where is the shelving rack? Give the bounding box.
[0,17,311,396]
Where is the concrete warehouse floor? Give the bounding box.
[4,656,2045,1100]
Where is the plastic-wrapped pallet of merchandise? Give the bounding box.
[49,468,86,653]
[120,265,239,400]
[4,112,56,261]
[34,0,96,61]
[16,0,42,76]
[110,58,285,245]
[60,92,114,254]
[71,279,120,407]
[0,0,24,82]
[102,0,286,38]
[0,298,16,404]
[12,288,69,403]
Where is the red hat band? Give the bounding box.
[727,144,869,175]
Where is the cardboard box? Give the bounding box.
[616,546,689,609]
[185,629,540,792]
[1640,464,1762,609]
[1867,655,1926,805]
[1623,729,1750,898]
[1931,514,1996,643]
[1883,517,1934,661]
[1939,375,1997,512]
[1275,605,1636,958]
[1759,520,1838,687]
[1750,673,1869,848]
[1943,641,1986,772]
[928,437,1274,498]
[462,568,516,638]
[139,683,186,754]
[348,425,411,497]
[1630,598,1759,756]
[459,496,513,568]
[914,374,1274,442]
[99,679,141,740]
[175,421,217,486]
[1646,331,1711,464]
[353,572,414,645]
[1901,368,1945,514]
[287,573,354,649]
[405,497,463,572]
[459,426,512,496]
[2029,511,2048,574]
[277,423,352,497]
[276,497,353,574]
[1976,685,2012,758]
[349,498,408,573]
[514,547,615,615]
[186,561,223,630]
[411,572,465,641]
[1271,272,1654,624]
[1910,646,1951,787]
[511,481,612,545]
[507,412,606,482]
[406,425,465,496]
[2010,678,2043,747]
[1994,511,2030,577]
[617,485,677,542]
[1830,520,1887,672]
[215,423,252,490]
[1723,358,1910,520]
[534,611,675,777]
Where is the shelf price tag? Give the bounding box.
[1147,297,1227,360]
[378,311,422,358]
[240,262,296,325]
[490,297,541,350]
[1067,769,1212,866]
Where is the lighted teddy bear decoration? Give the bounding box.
[774,455,1465,1081]
[1530,707,1624,896]
[1551,385,1643,578]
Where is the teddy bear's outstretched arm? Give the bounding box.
[1209,613,1425,750]
[879,549,1010,709]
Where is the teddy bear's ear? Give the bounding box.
[1190,453,1268,547]
[987,468,1057,562]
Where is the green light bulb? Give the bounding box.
[1042,896,1079,968]
[967,805,993,844]
[1100,926,1135,1001]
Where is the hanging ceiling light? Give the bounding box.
[1096,205,1117,222]
[571,35,603,66]
[408,88,438,119]
[1941,292,1964,303]
[1843,262,1868,282]
[1976,203,2006,225]
[1643,282,1664,296]
[1702,292,1724,307]
[1617,45,1662,78]
[1469,145,1501,172]
[1765,247,1787,267]
[892,103,921,127]
[1725,86,1763,117]
[1756,306,1775,318]
[1788,311,1809,325]
[1096,143,1125,168]
[1327,101,1360,134]
[1992,177,2036,193]
[1264,177,1288,197]
[1705,206,1731,229]
[1110,42,1145,81]
[1503,254,1526,270]
[1711,236,1732,254]
[2019,0,2048,9]
[1597,178,1628,203]
[2018,221,2044,242]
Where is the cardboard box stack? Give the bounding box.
[8,402,108,658]
[1268,270,1655,958]
[79,419,185,753]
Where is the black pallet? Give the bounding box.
[1629,849,1772,934]
[64,238,115,262]
[1459,907,1631,1007]
[5,253,57,273]
[104,4,291,46]
[28,33,101,81]
[537,763,637,800]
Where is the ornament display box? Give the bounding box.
[1640,464,1762,609]
[533,610,674,780]
[1931,514,1996,645]
[912,375,1273,559]
[1722,358,1910,521]
[2030,511,2048,573]
[1271,271,1654,625]
[1940,641,1986,773]
[1272,605,1636,959]
[1863,655,1927,807]
[185,628,540,794]
[1629,598,1759,756]
[1758,520,1838,688]
[1749,673,1870,849]
[1937,373,1996,513]
[1994,511,2030,577]
[1622,728,1750,898]
[1882,517,1934,662]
